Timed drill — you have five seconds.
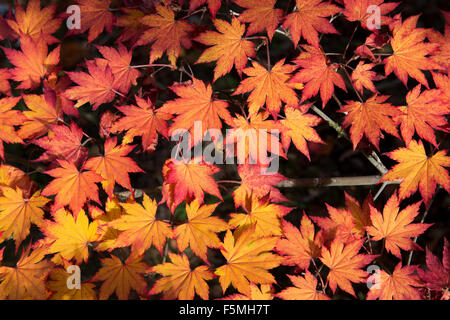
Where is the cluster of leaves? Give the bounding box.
[0,0,449,300]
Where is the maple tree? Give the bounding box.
[0,0,448,302]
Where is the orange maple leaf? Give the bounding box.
[234,0,283,41]
[174,199,228,262]
[159,78,232,143]
[95,43,141,94]
[189,0,221,18]
[339,94,401,150]
[366,193,432,258]
[0,245,53,300]
[72,0,115,43]
[137,5,194,67]
[0,69,11,95]
[47,267,97,300]
[115,8,147,45]
[225,112,285,164]
[85,137,143,197]
[33,123,88,165]
[232,164,288,209]
[380,140,450,205]
[6,0,61,44]
[221,283,274,300]
[108,193,173,255]
[282,0,340,48]
[112,97,172,152]
[234,59,299,117]
[343,0,399,29]
[2,36,60,90]
[18,94,60,140]
[92,254,148,300]
[276,213,322,270]
[320,239,376,296]
[290,47,347,108]
[384,15,442,88]
[276,272,330,300]
[0,97,25,159]
[229,196,291,238]
[367,264,423,300]
[397,85,448,147]
[280,106,323,160]
[215,227,283,296]
[162,157,222,210]
[150,252,214,300]
[43,208,99,264]
[65,60,115,110]
[0,187,49,247]
[351,61,378,94]
[41,160,103,215]
[195,17,256,81]
[345,192,373,237]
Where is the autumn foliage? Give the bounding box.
[0,0,449,301]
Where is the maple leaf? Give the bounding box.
[225,112,285,164]
[221,283,274,300]
[233,59,299,117]
[33,123,88,166]
[41,160,104,215]
[397,85,448,147]
[0,68,11,96]
[345,192,373,237]
[137,5,194,67]
[234,0,283,41]
[112,97,172,152]
[0,163,31,192]
[0,245,53,300]
[162,157,222,210]
[73,0,115,43]
[427,26,450,71]
[115,8,147,45]
[43,208,99,264]
[174,199,228,262]
[320,239,376,296]
[17,94,60,140]
[189,0,221,18]
[108,193,173,255]
[94,197,124,251]
[150,252,214,300]
[312,204,361,244]
[384,15,442,88]
[380,140,450,205]
[290,48,347,108]
[276,272,330,300]
[417,238,450,295]
[367,264,423,300]
[280,106,323,160]
[195,17,256,81]
[282,0,341,48]
[0,187,49,247]
[351,61,378,94]
[64,60,115,110]
[276,214,322,270]
[95,43,141,94]
[6,0,62,44]
[2,35,60,90]
[92,254,148,300]
[47,268,97,300]
[229,196,291,238]
[85,137,143,197]
[432,72,450,105]
[0,97,25,160]
[343,0,399,29]
[232,164,288,209]
[215,227,283,296]
[366,193,432,259]
[339,95,401,150]
[159,78,232,142]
